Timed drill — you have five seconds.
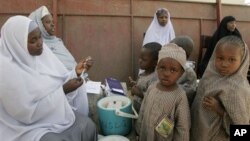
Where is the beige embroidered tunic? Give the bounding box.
[136,82,190,141]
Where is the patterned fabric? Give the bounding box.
[159,43,186,69]
[191,41,250,141]
[133,72,158,112]
[136,82,190,141]
[178,63,197,106]
[143,8,175,46]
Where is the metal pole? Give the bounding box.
[130,0,135,79]
[216,0,221,27]
[52,0,58,36]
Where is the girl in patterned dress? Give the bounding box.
[191,35,250,141]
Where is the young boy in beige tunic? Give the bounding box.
[129,42,162,112]
[191,35,250,141]
[136,43,190,141]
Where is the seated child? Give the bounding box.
[129,42,161,112]
[170,36,197,105]
[136,43,190,141]
[191,35,250,141]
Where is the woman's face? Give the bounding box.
[28,27,43,56]
[157,12,168,27]
[42,15,55,36]
[226,20,236,32]
[215,43,242,76]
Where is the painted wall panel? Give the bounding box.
[61,16,132,82]
[57,0,131,16]
[133,1,216,19]
[0,0,52,14]
[1,0,250,82]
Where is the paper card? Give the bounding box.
[85,81,102,94]
[155,116,174,138]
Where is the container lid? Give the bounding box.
[98,135,129,141]
[97,95,131,110]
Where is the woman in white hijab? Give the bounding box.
[29,6,93,71]
[143,8,175,46]
[29,6,91,116]
[0,16,97,141]
[29,6,76,71]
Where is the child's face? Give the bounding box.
[157,12,168,27]
[139,48,156,70]
[215,44,242,76]
[226,20,236,32]
[42,15,55,36]
[28,27,43,56]
[157,57,184,87]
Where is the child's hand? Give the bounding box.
[131,86,143,98]
[203,96,224,116]
[129,76,136,86]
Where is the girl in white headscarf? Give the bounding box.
[143,8,175,46]
[0,16,97,141]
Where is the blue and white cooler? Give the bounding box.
[97,95,138,136]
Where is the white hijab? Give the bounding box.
[29,7,89,116]
[0,16,75,141]
[143,8,175,46]
[29,6,76,71]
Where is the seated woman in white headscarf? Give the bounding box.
[0,15,97,141]
[29,6,91,116]
[29,6,93,71]
[143,8,175,46]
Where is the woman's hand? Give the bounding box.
[63,77,83,94]
[203,96,224,116]
[85,56,94,71]
[75,56,93,76]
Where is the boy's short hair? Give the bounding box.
[143,42,162,61]
[170,36,194,58]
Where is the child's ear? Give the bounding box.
[180,68,185,75]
